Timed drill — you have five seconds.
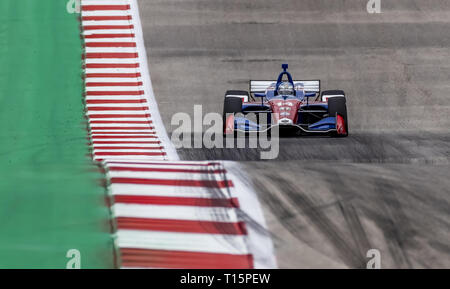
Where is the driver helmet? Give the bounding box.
[277,81,294,96]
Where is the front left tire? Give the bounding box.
[326,93,348,137]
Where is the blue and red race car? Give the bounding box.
[223,64,348,137]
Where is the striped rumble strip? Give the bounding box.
[106,160,254,268]
[81,0,276,269]
[81,0,164,163]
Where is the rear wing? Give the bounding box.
[250,80,321,94]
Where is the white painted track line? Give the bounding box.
[117,229,249,255]
[113,203,239,223]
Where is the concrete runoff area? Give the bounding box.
[137,0,450,268]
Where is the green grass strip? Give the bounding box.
[0,0,115,268]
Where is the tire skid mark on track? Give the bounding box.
[139,0,450,268]
[260,174,367,268]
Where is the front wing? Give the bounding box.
[230,115,339,134]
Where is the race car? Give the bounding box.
[223,64,348,137]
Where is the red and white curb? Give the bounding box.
[81,0,276,269]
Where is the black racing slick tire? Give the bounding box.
[225,90,249,100]
[223,91,245,115]
[321,90,345,100]
[223,92,244,132]
[327,94,349,137]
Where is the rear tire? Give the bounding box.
[321,90,345,102]
[327,95,348,137]
[225,90,249,102]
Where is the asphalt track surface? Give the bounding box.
[138,0,450,268]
